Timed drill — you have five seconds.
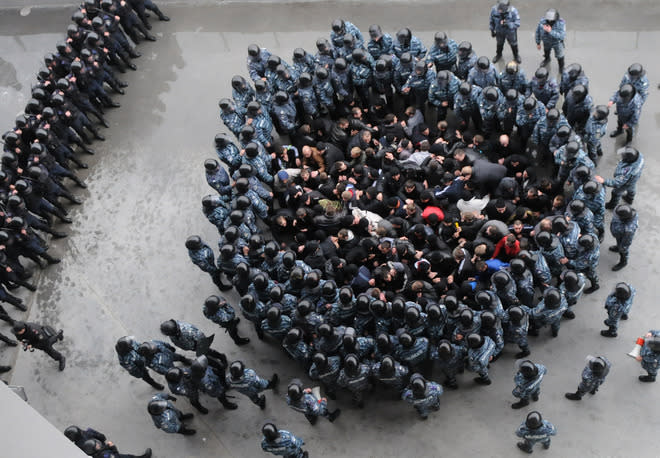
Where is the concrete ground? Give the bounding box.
[1,1,660,457]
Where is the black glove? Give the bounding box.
[491,31,496,38]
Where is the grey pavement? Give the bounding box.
[1,1,660,457]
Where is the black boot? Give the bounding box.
[540,49,551,67]
[492,43,504,63]
[474,375,491,385]
[0,365,11,373]
[140,448,152,458]
[622,193,635,204]
[511,45,521,63]
[584,282,599,294]
[517,442,533,454]
[328,409,341,422]
[612,253,628,271]
[511,398,529,409]
[565,391,582,401]
[218,394,238,410]
[179,428,196,436]
[610,127,623,137]
[155,7,170,21]
[515,348,531,358]
[605,198,618,210]
[600,328,617,338]
[625,128,633,144]
[563,309,576,319]
[267,373,279,389]
[228,323,250,346]
[639,374,656,382]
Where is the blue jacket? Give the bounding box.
[513,363,547,399]
[367,34,394,60]
[490,5,521,34]
[426,40,458,70]
[261,430,305,457]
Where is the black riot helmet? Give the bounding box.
[552,216,569,234]
[342,327,357,351]
[476,291,493,308]
[220,243,236,260]
[160,319,180,337]
[137,341,157,358]
[437,70,451,84]
[476,56,490,70]
[458,41,472,57]
[218,98,233,111]
[510,258,526,275]
[411,374,426,397]
[246,100,261,116]
[229,360,245,379]
[466,333,483,349]
[293,47,306,60]
[444,294,459,312]
[285,327,303,345]
[619,83,635,101]
[508,306,524,323]
[614,282,632,300]
[352,48,367,64]
[582,180,599,195]
[398,332,414,348]
[526,411,543,429]
[375,59,387,72]
[400,52,412,64]
[322,280,337,300]
[247,44,259,57]
[405,306,420,325]
[334,57,347,70]
[369,24,383,39]
[427,304,442,321]
[184,235,202,250]
[25,98,42,115]
[274,91,289,104]
[578,233,595,249]
[523,96,537,111]
[396,28,412,45]
[56,78,70,91]
[562,271,579,292]
[546,108,560,122]
[414,60,427,76]
[459,309,474,327]
[115,336,136,355]
[565,141,580,159]
[648,337,660,353]
[437,339,454,360]
[459,81,472,95]
[317,323,334,339]
[543,287,561,308]
[492,270,509,288]
[204,295,223,315]
[262,423,279,442]
[339,286,353,304]
[567,63,582,80]
[573,165,591,181]
[312,352,328,370]
[343,35,355,48]
[498,0,510,12]
[204,158,218,171]
[483,86,499,102]
[619,146,639,163]
[64,425,83,442]
[235,196,251,211]
[589,357,607,376]
[593,105,610,121]
[266,306,281,324]
[481,311,496,328]
[379,355,395,377]
[240,294,256,312]
[31,87,47,101]
[253,273,269,291]
[231,75,246,90]
[316,38,330,53]
[555,125,571,140]
[344,353,360,376]
[263,241,279,259]
[304,271,320,289]
[535,67,549,82]
[287,378,303,401]
[571,84,587,102]
[370,299,386,316]
[316,66,329,80]
[282,250,296,268]
[434,31,448,46]
[614,204,635,222]
[298,72,312,87]
[331,18,345,34]
[628,63,644,78]
[536,231,552,249]
[519,360,539,378]
[229,210,244,225]
[266,55,281,71]
[297,299,313,316]
[568,199,585,215]
[254,79,267,93]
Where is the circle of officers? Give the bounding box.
[108,8,656,456]
[0,0,170,377]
